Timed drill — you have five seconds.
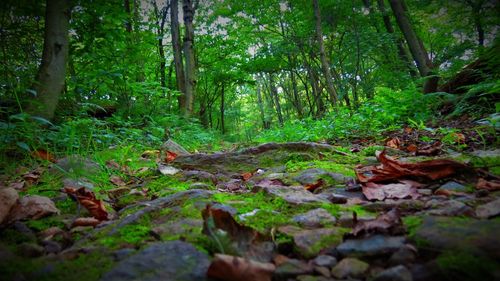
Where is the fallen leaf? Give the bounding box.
[110,175,127,186]
[165,150,178,163]
[105,160,121,170]
[31,149,56,162]
[385,137,401,149]
[71,217,102,228]
[362,180,422,201]
[206,254,275,281]
[63,187,108,220]
[416,141,442,156]
[7,195,60,223]
[406,144,418,153]
[349,208,404,238]
[355,150,471,183]
[404,127,413,134]
[241,171,254,181]
[304,179,325,193]
[476,178,500,191]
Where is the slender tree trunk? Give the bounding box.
[376,0,417,77]
[256,80,269,129]
[312,0,338,106]
[182,0,196,116]
[269,73,284,127]
[170,0,186,110]
[28,0,70,120]
[388,0,439,93]
[220,83,225,134]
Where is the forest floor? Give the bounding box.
[0,125,499,281]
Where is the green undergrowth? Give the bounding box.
[402,216,423,240]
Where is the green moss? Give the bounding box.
[402,216,423,239]
[98,216,153,248]
[25,216,66,232]
[301,227,350,258]
[360,145,385,157]
[147,175,192,195]
[286,160,355,177]
[436,251,499,281]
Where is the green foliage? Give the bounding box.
[436,251,499,281]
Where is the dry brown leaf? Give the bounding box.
[362,180,422,201]
[31,149,56,162]
[110,175,127,186]
[416,141,442,156]
[63,187,108,220]
[105,160,121,170]
[71,217,102,228]
[206,254,275,281]
[476,178,500,191]
[304,179,325,193]
[406,144,418,153]
[385,137,401,149]
[241,172,254,181]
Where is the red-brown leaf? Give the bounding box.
[476,178,500,191]
[349,208,404,237]
[304,179,325,193]
[71,217,102,228]
[206,254,275,281]
[362,180,422,201]
[110,175,127,186]
[31,149,56,162]
[385,137,401,149]
[241,172,254,181]
[63,187,108,220]
[165,150,178,163]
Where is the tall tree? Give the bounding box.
[170,0,186,110]
[182,0,196,116]
[28,0,70,119]
[388,0,439,93]
[312,0,338,106]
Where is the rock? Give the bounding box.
[414,216,500,260]
[314,266,331,278]
[292,228,347,258]
[331,257,369,279]
[373,265,413,281]
[12,221,37,241]
[388,245,417,266]
[112,248,136,261]
[107,187,131,200]
[293,208,336,228]
[50,155,100,175]
[254,184,328,205]
[312,255,337,268]
[7,195,59,223]
[297,275,336,281]
[42,240,62,254]
[417,189,433,196]
[18,242,44,257]
[423,199,474,216]
[410,262,442,281]
[161,139,190,155]
[152,218,203,237]
[476,198,500,218]
[337,235,405,257]
[216,179,245,192]
[438,181,467,192]
[326,194,348,204]
[0,187,18,224]
[158,164,181,175]
[182,170,217,184]
[101,241,209,281]
[293,168,348,185]
[338,212,376,228]
[189,182,211,190]
[62,178,95,190]
[274,258,313,279]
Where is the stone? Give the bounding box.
[158,164,181,175]
[338,212,376,228]
[182,170,217,184]
[0,187,18,224]
[476,198,500,219]
[314,266,331,278]
[293,168,348,185]
[424,199,474,216]
[50,155,100,175]
[293,208,336,228]
[388,245,417,266]
[18,242,44,257]
[274,258,313,279]
[293,228,347,258]
[331,258,369,279]
[7,195,59,223]
[438,181,467,192]
[216,179,245,192]
[414,216,500,260]
[112,248,136,261]
[312,255,337,268]
[189,182,211,190]
[297,275,336,281]
[255,184,328,205]
[417,189,433,196]
[62,178,95,190]
[161,139,190,155]
[326,194,348,204]
[41,240,62,254]
[373,265,413,281]
[337,235,405,257]
[152,218,203,237]
[100,241,209,281]
[12,221,37,241]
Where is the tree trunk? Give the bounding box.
[269,73,284,127]
[170,0,186,110]
[312,0,338,106]
[220,83,225,134]
[388,0,438,93]
[375,0,417,77]
[28,0,70,120]
[182,0,196,117]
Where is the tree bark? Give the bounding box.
[170,0,186,110]
[375,0,417,77]
[182,0,196,116]
[269,73,284,127]
[219,83,225,134]
[312,0,338,106]
[28,0,70,120]
[388,0,439,93]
